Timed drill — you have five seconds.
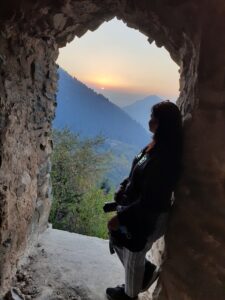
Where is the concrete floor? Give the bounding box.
[14,228,159,300]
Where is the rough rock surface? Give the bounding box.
[0,1,225,299]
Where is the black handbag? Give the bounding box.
[109,227,147,252]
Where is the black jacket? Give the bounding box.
[115,144,177,249]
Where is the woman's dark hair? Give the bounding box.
[151,100,183,183]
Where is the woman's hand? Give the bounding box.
[108,215,120,231]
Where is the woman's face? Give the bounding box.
[148,113,159,133]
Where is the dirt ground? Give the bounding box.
[10,228,163,300]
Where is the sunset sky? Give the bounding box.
[57,18,180,107]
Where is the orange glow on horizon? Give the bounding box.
[58,18,180,106]
[92,75,122,88]
[71,72,128,90]
[72,73,179,99]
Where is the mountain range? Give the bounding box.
[123,95,162,131]
[54,68,151,148]
[54,67,162,186]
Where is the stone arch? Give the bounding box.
[0,1,225,299]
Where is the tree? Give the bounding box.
[49,128,113,237]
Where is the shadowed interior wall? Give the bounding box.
[0,32,58,292]
[0,1,225,299]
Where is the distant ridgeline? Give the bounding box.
[54,67,161,186]
[54,68,150,147]
[123,95,162,132]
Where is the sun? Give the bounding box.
[94,76,118,89]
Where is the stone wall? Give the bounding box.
[0,30,58,294]
[0,0,225,299]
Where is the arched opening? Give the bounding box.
[49,17,179,240]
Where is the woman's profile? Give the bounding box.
[106,100,183,300]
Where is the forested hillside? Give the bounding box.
[54,68,149,148]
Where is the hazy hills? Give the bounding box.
[123,95,162,131]
[54,67,164,186]
[54,68,150,148]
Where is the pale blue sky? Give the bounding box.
[57,18,180,107]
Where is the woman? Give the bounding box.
[106,100,183,300]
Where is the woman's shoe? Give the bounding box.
[106,285,138,300]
